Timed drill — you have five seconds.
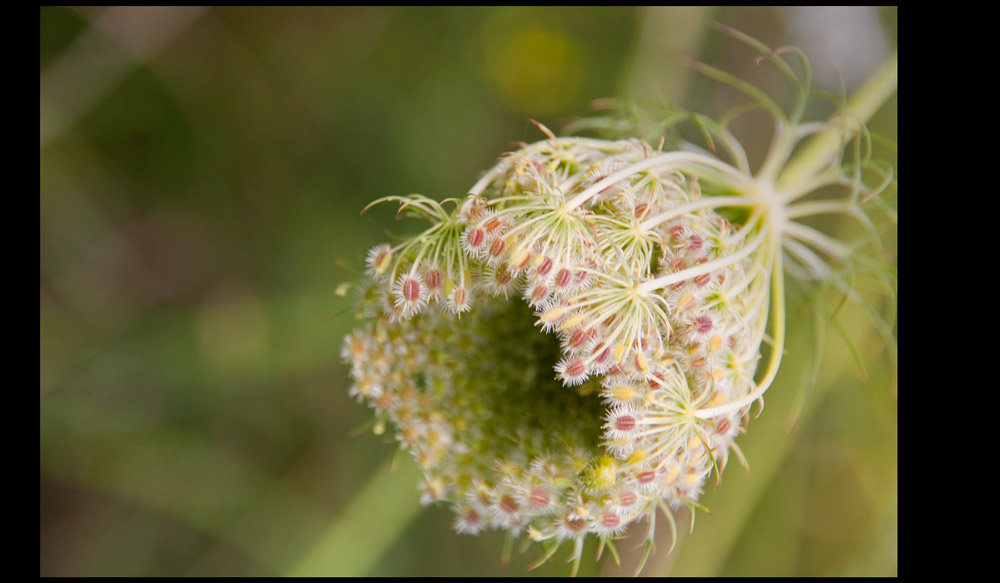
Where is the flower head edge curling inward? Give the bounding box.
[340,32,896,577]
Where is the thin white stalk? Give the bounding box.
[563,151,751,212]
[636,222,770,295]
[781,221,849,261]
[778,166,846,203]
[785,200,855,220]
[637,195,751,232]
[754,119,797,185]
[781,237,831,280]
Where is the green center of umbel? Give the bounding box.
[425,293,607,458]
[463,299,604,447]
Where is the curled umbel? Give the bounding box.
[343,39,895,574]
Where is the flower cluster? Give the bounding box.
[342,37,895,575]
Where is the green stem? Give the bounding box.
[776,51,898,192]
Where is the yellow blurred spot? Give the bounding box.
[480,14,585,115]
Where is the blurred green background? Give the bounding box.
[40,7,897,577]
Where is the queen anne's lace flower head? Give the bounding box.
[342,32,895,576]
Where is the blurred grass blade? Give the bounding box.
[285,455,424,577]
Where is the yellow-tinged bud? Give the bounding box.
[562,313,585,330]
[374,249,392,275]
[510,246,531,270]
[675,292,696,314]
[636,351,649,374]
[626,449,648,467]
[583,456,619,491]
[541,307,565,323]
[610,384,638,401]
[528,525,545,541]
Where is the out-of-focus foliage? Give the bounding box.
[40,7,896,576]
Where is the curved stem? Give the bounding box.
[781,221,849,260]
[694,246,784,420]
